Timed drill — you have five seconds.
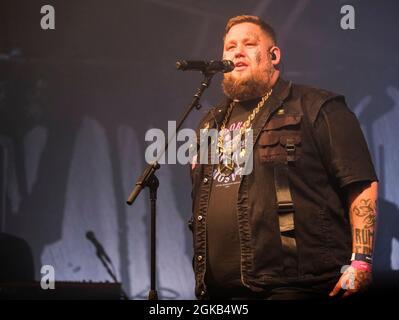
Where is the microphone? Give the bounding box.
[176,59,235,73]
[86,231,112,264]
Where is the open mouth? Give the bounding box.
[234,61,248,70]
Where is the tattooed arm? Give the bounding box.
[350,182,378,255]
[330,181,378,298]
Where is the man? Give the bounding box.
[189,15,378,299]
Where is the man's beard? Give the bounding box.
[222,68,274,101]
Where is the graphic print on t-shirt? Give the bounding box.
[212,119,247,189]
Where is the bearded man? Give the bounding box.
[189,15,378,300]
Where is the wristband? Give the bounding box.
[351,252,372,263]
[351,260,372,272]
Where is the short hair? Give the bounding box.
[224,15,277,45]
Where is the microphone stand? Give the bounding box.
[94,247,130,300]
[126,71,216,300]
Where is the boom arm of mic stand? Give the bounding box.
[126,72,215,206]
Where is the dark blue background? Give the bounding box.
[0,0,398,299]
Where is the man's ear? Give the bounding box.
[270,46,281,66]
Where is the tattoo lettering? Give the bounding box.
[354,228,374,254]
[353,199,376,229]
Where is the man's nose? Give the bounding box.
[234,44,246,58]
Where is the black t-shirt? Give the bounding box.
[206,98,261,295]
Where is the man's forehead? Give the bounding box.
[225,23,266,42]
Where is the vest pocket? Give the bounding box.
[257,114,302,163]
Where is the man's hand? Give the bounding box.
[329,265,372,298]
[331,180,377,298]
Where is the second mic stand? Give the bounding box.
[126,71,216,300]
[95,246,130,300]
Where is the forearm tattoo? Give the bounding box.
[352,199,377,254]
[353,199,377,229]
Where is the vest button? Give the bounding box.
[203,177,208,184]
[197,255,203,261]
[197,215,203,221]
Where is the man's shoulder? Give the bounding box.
[290,82,343,102]
[288,81,346,124]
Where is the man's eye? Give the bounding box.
[227,46,235,51]
[246,43,255,47]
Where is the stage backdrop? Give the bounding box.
[0,0,398,299]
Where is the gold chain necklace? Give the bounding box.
[218,89,273,176]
